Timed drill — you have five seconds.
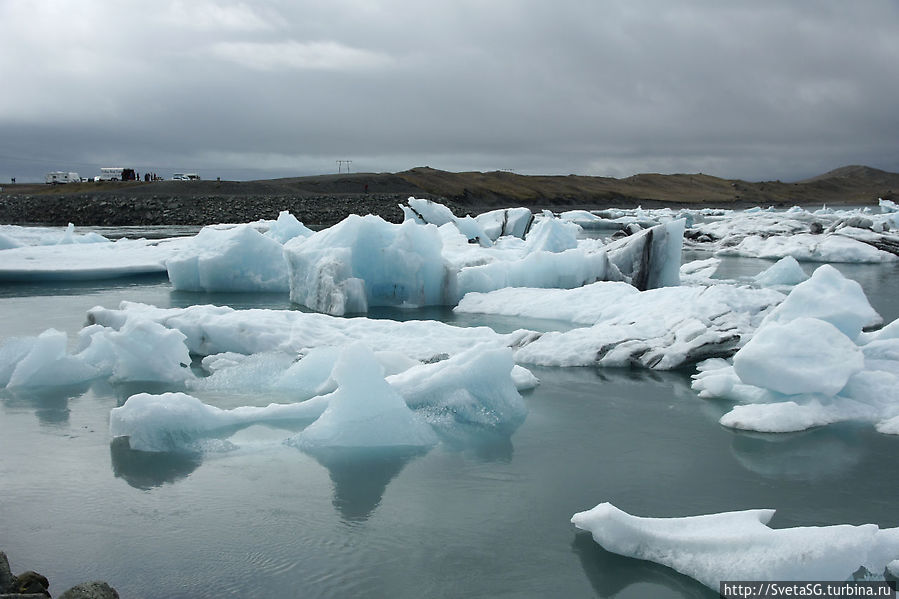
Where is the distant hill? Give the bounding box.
[1,165,896,226]
[396,165,899,208]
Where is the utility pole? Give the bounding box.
[337,160,352,174]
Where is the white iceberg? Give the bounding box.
[0,237,187,281]
[753,256,808,287]
[167,224,290,292]
[285,215,451,315]
[732,318,864,396]
[571,502,899,590]
[291,343,438,449]
[77,319,194,383]
[110,392,328,452]
[692,265,899,433]
[1,329,98,388]
[458,281,783,369]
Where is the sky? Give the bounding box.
[1,0,898,183]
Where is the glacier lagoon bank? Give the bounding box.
[2,201,899,596]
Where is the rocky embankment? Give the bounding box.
[0,191,456,228]
[0,551,117,598]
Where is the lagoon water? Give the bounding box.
[2,231,899,598]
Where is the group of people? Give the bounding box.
[140,172,163,182]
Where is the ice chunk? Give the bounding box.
[401,197,492,246]
[285,215,450,315]
[167,225,289,292]
[459,282,783,369]
[761,265,881,339]
[110,392,328,452]
[388,345,527,429]
[291,343,438,448]
[523,212,580,253]
[679,257,721,282]
[719,400,846,433]
[733,317,864,396]
[0,237,185,281]
[86,301,535,363]
[78,319,193,383]
[4,329,97,388]
[456,247,622,297]
[604,219,685,290]
[753,256,808,287]
[263,210,314,244]
[473,207,533,240]
[571,502,899,590]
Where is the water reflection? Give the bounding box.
[571,532,714,598]
[1,382,91,425]
[730,426,865,481]
[302,446,429,522]
[433,426,515,462]
[109,436,202,490]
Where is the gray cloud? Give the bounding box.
[1,0,897,183]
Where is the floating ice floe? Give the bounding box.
[0,318,195,388]
[109,342,527,452]
[684,205,899,262]
[571,502,899,590]
[457,281,783,369]
[0,223,109,247]
[0,236,188,281]
[692,265,899,433]
[86,301,537,362]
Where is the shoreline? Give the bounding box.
[0,165,895,227]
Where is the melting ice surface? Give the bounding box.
[572,503,899,590]
[3,201,899,596]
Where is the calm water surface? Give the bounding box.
[1,239,898,598]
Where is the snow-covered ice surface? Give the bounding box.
[457,281,783,369]
[684,204,899,263]
[571,502,899,590]
[0,236,188,281]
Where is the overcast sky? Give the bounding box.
[2,0,897,182]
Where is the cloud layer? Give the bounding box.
[2,0,897,182]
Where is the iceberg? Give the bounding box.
[167,224,290,292]
[285,215,450,315]
[77,319,194,383]
[290,343,438,449]
[1,329,97,388]
[388,344,527,429]
[0,237,187,281]
[110,392,328,452]
[85,301,536,365]
[753,256,808,287]
[473,207,534,240]
[458,281,783,369]
[401,197,492,246]
[571,502,899,590]
[692,265,899,433]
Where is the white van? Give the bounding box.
[45,171,80,184]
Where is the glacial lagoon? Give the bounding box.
[1,222,899,597]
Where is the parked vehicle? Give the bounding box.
[45,171,80,184]
[98,167,136,181]
[172,173,201,181]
